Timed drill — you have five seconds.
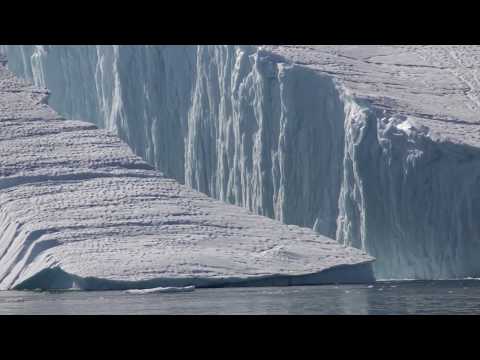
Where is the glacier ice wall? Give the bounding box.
[5,45,345,240]
[5,45,480,280]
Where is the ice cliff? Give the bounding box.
[4,45,480,280]
[0,61,373,290]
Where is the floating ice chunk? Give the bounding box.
[125,286,196,295]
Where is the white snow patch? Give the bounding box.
[396,119,413,134]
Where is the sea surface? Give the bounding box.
[1,281,480,315]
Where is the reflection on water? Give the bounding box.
[1,280,480,314]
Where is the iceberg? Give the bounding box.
[4,45,480,280]
[0,61,373,290]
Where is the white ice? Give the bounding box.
[125,286,195,294]
[5,45,480,280]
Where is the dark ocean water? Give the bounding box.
[1,281,480,315]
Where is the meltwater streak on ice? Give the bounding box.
[5,45,480,280]
[0,59,373,290]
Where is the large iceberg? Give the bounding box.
[0,61,373,290]
[4,45,480,280]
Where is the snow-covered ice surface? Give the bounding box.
[5,45,480,280]
[0,63,373,290]
[266,46,480,145]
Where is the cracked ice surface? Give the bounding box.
[0,64,373,290]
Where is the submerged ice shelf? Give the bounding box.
[0,62,373,290]
[4,45,480,280]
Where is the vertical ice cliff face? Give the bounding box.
[184,46,345,236]
[5,45,480,280]
[337,108,480,279]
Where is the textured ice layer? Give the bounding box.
[5,45,480,279]
[0,63,373,290]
